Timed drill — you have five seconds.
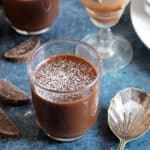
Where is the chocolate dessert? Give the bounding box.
[4,0,59,32]
[81,0,130,27]
[31,54,100,139]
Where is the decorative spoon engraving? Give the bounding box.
[108,88,150,150]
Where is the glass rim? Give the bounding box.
[27,38,102,94]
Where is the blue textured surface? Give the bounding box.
[0,0,150,150]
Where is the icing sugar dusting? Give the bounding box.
[34,54,97,92]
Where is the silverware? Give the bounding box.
[108,87,150,150]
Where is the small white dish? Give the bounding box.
[130,0,150,49]
[144,0,150,16]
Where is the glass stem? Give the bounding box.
[98,28,113,45]
[118,140,126,150]
[97,28,114,58]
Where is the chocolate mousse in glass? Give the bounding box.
[4,0,59,35]
[27,39,102,141]
[78,0,133,74]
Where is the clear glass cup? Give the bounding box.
[3,0,59,35]
[27,39,102,141]
[79,0,133,74]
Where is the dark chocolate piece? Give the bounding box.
[0,79,30,105]
[0,108,19,138]
[4,36,40,63]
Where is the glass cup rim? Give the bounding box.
[27,38,102,94]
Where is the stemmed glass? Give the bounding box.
[78,0,133,74]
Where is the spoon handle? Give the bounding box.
[118,140,126,150]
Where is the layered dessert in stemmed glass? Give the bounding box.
[79,0,133,74]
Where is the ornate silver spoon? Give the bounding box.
[108,88,150,150]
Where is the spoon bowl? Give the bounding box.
[108,87,150,150]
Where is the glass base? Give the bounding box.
[80,33,133,74]
[36,120,82,142]
[11,25,50,36]
[5,17,50,35]
[46,133,82,142]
